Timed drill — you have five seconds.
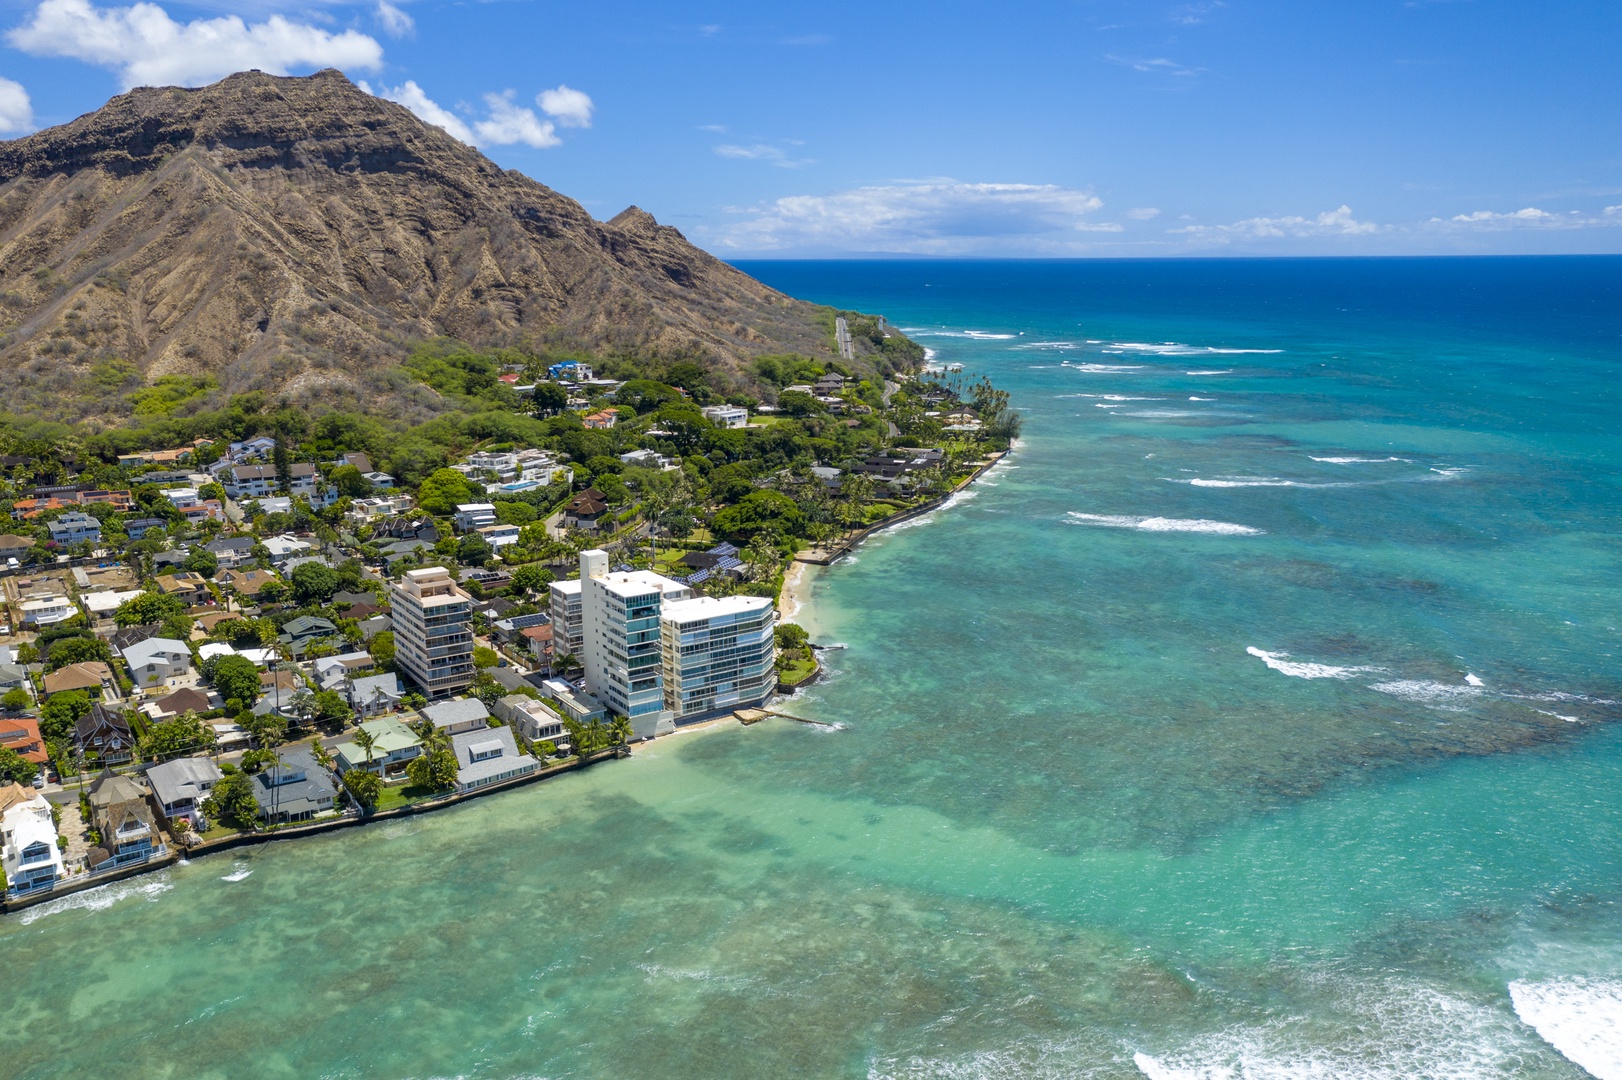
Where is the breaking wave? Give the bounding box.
[18,874,174,925]
[1509,977,1622,1080]
[1101,341,1281,356]
[1067,512,1264,536]
[1247,647,1386,680]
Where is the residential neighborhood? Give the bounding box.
[0,358,1015,905]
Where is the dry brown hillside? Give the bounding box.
[0,69,847,419]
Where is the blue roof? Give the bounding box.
[708,541,740,557]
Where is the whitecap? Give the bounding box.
[18,875,174,925]
[1188,396,1216,401]
[1368,679,1485,710]
[1429,466,1469,479]
[964,330,1017,339]
[1536,709,1581,723]
[1066,512,1264,536]
[1067,363,1146,373]
[1185,369,1234,376]
[1310,456,1412,464]
[922,347,938,361]
[1172,476,1348,489]
[220,862,253,883]
[1509,977,1622,1080]
[1058,394,1163,401]
[1118,410,1204,418]
[1246,647,1386,680]
[1103,342,1281,356]
[1465,673,1484,687]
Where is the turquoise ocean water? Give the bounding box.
[3,258,1620,1078]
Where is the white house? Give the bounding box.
[421,698,491,737]
[702,404,749,429]
[495,695,571,750]
[20,596,75,626]
[261,534,312,567]
[454,503,498,532]
[477,523,520,549]
[48,511,101,546]
[2,792,65,896]
[450,726,538,791]
[121,637,194,690]
[145,757,222,828]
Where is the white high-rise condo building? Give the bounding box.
[548,578,584,659]
[660,595,777,720]
[390,567,475,697]
[575,550,691,721]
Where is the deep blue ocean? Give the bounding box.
[1,258,1618,1079]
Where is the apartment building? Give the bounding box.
[548,578,584,659]
[660,595,777,721]
[574,550,691,721]
[390,567,475,697]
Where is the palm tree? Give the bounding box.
[609,716,633,748]
[351,726,378,768]
[583,718,607,755]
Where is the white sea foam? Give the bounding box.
[1103,341,1281,356]
[1189,396,1216,401]
[964,330,1017,339]
[1429,466,1469,479]
[922,347,938,361]
[1509,978,1622,1080]
[1465,673,1485,687]
[1133,980,1542,1080]
[221,862,253,882]
[1368,679,1485,710]
[1067,512,1264,535]
[1015,340,1080,350]
[1118,410,1203,418]
[1310,456,1411,464]
[1059,393,1164,400]
[1186,369,1235,376]
[1537,709,1581,723]
[18,875,174,925]
[1247,647,1385,680]
[1063,362,1146,373]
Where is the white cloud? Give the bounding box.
[1171,205,1383,241]
[473,89,559,148]
[1126,207,1161,220]
[714,180,1116,254]
[697,123,727,133]
[1432,206,1622,231]
[0,76,33,134]
[1106,54,1203,77]
[6,0,384,89]
[537,84,592,128]
[713,143,813,168]
[368,79,474,143]
[374,0,412,38]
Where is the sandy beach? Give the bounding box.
[778,558,818,625]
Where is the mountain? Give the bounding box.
[0,69,854,419]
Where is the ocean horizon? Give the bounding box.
[4,256,1620,1078]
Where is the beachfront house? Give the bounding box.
[333,716,422,779]
[87,773,159,869]
[145,757,222,828]
[252,747,338,824]
[450,726,539,792]
[2,790,65,896]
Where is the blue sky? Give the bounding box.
[1,0,1619,257]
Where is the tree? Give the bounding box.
[369,630,396,670]
[473,646,500,671]
[509,564,553,595]
[202,769,260,827]
[312,690,353,727]
[712,490,806,542]
[290,561,340,604]
[343,767,383,810]
[240,748,278,774]
[457,533,493,565]
[39,690,92,742]
[243,710,287,748]
[470,671,505,710]
[531,381,568,417]
[210,654,262,706]
[45,635,112,671]
[401,691,428,712]
[0,744,39,785]
[329,464,374,498]
[775,622,810,653]
[1,688,29,713]
[114,590,185,627]
[352,725,379,765]
[610,715,633,747]
[406,745,458,790]
[183,548,219,577]
[416,468,482,516]
[140,712,216,761]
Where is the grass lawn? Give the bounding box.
[777,656,819,688]
[375,783,436,812]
